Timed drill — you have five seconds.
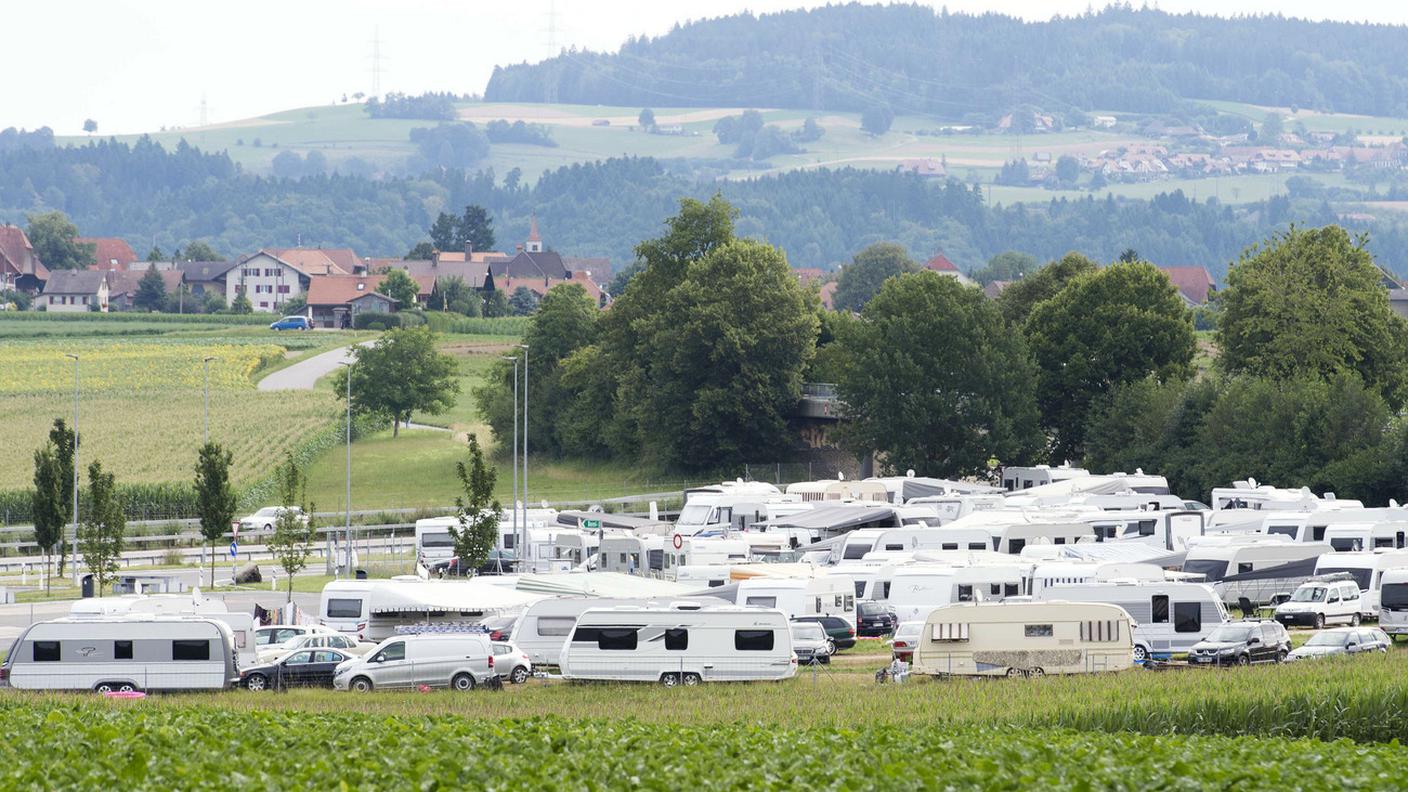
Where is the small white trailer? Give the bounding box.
[558,605,796,685]
[2,616,240,692]
[733,575,856,626]
[913,601,1134,677]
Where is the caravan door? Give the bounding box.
[1166,511,1205,551]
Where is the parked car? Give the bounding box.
[239,506,307,535]
[254,624,336,650]
[241,648,353,691]
[790,615,856,650]
[790,621,835,665]
[333,633,496,692]
[478,615,518,643]
[258,630,375,662]
[1274,578,1364,630]
[430,550,516,577]
[491,641,533,684]
[1288,627,1391,661]
[888,620,923,663]
[855,602,897,637]
[1187,621,1291,666]
[270,316,311,331]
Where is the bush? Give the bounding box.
[421,312,529,335]
[353,312,401,330]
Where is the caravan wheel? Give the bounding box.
[1005,668,1023,678]
[1132,645,1149,664]
[660,673,680,687]
[682,673,701,686]
[1028,667,1045,678]
[95,682,114,694]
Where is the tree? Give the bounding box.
[376,268,421,308]
[30,444,64,592]
[266,454,315,602]
[429,212,459,251]
[1118,248,1140,263]
[178,240,220,261]
[483,289,509,318]
[861,105,895,135]
[793,117,825,143]
[1217,225,1408,405]
[836,271,1043,476]
[333,326,459,437]
[193,443,237,588]
[970,251,1038,285]
[1261,112,1284,142]
[1055,155,1081,185]
[270,150,304,179]
[229,291,253,314]
[995,252,1098,326]
[147,245,163,263]
[49,419,75,576]
[26,211,94,270]
[508,286,540,316]
[457,205,496,253]
[832,242,919,313]
[282,295,307,315]
[638,108,656,129]
[447,434,501,574]
[82,119,97,135]
[1024,260,1196,460]
[407,241,436,260]
[78,461,124,597]
[133,268,167,311]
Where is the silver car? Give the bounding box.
[1288,627,1391,660]
[333,634,497,691]
[790,621,835,665]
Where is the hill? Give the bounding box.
[486,5,1408,119]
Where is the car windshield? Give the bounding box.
[1292,586,1327,603]
[894,622,922,640]
[1306,632,1351,647]
[1205,625,1254,643]
[677,503,714,526]
[791,623,825,641]
[255,507,280,517]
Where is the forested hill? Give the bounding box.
[486,4,1408,118]
[1,138,1402,279]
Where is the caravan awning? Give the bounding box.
[1217,557,1321,582]
[364,580,545,615]
[556,511,670,532]
[514,571,697,598]
[769,505,899,531]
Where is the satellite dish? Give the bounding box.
[906,469,915,478]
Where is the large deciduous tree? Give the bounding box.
[832,242,919,313]
[25,211,94,270]
[1025,260,1196,461]
[333,326,459,437]
[1216,225,1408,404]
[78,461,125,597]
[375,267,421,308]
[995,251,1097,326]
[836,271,1043,476]
[194,442,237,588]
[448,434,501,574]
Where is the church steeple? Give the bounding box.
[526,214,543,253]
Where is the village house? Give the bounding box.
[304,275,402,328]
[0,225,48,294]
[39,270,108,312]
[226,250,320,313]
[924,253,975,287]
[105,269,185,311]
[77,237,138,270]
[1157,266,1216,307]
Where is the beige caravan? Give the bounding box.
[913,601,1133,678]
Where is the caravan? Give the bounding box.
[318,579,543,641]
[887,563,1030,623]
[1037,581,1229,662]
[558,605,796,684]
[1,616,239,692]
[68,594,256,669]
[913,601,1134,677]
[1001,464,1090,492]
[733,576,856,625]
[1182,538,1333,606]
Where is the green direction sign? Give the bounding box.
[581,519,602,529]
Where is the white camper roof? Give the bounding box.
[514,571,698,598]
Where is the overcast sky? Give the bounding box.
[10,0,1408,135]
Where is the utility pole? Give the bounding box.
[520,344,529,556]
[339,361,354,577]
[65,354,79,585]
[503,356,520,572]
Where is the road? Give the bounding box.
[257,342,367,391]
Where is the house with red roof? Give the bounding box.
[924,253,975,286]
[1157,266,1215,306]
[303,274,436,328]
[0,225,48,294]
[78,237,138,270]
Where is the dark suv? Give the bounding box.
[855,602,897,637]
[1187,621,1291,666]
[790,616,856,650]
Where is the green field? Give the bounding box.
[1199,99,1408,137]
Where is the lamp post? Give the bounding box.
[519,344,528,544]
[501,356,520,571]
[338,360,353,578]
[202,356,217,445]
[64,354,79,584]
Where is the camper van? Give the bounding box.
[558,605,796,685]
[1037,581,1229,662]
[887,563,1030,623]
[1313,550,1408,614]
[676,481,797,534]
[2,616,239,692]
[1001,464,1090,492]
[660,538,751,579]
[414,518,459,566]
[913,601,1134,677]
[733,576,856,626]
[318,579,543,641]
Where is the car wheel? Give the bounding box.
[1028,667,1045,678]
[1133,645,1149,663]
[660,673,680,687]
[826,639,836,656]
[350,677,373,692]
[1351,614,1362,626]
[510,666,529,685]
[1276,650,1288,664]
[1314,614,1325,630]
[451,673,476,691]
[682,673,702,686]
[1236,653,1250,666]
[263,523,273,533]
[245,673,268,691]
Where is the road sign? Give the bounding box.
[229,541,239,558]
[581,519,601,529]
[672,533,683,550]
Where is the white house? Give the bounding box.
[225,251,316,313]
[40,270,109,313]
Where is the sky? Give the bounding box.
[9,0,1408,135]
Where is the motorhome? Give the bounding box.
[1001,464,1090,492]
[912,601,1134,677]
[1037,581,1229,662]
[2,616,239,692]
[1377,568,1408,638]
[558,605,796,684]
[318,579,544,641]
[599,534,666,576]
[887,563,1030,623]
[1312,550,1408,613]
[414,518,459,567]
[68,594,256,669]
[732,576,856,625]
[785,478,890,503]
[907,494,1007,525]
[660,538,751,580]
[676,481,797,534]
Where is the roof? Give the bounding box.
[0,225,48,280]
[925,253,959,272]
[173,260,239,282]
[264,247,358,275]
[769,505,899,531]
[497,249,570,280]
[381,259,494,287]
[818,281,837,310]
[528,214,541,243]
[497,271,604,303]
[562,256,612,285]
[106,269,183,297]
[983,280,1011,299]
[42,270,107,295]
[433,250,509,264]
[793,267,825,285]
[76,237,137,269]
[1158,266,1215,305]
[305,275,388,306]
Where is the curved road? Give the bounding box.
[257,343,363,391]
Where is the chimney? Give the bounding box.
[464,241,473,258]
[516,244,524,252]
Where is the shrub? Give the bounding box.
[353,312,400,330]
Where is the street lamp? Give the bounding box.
[518,343,529,567]
[202,356,217,445]
[64,353,79,584]
[501,356,520,571]
[338,360,354,578]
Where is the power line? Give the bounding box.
[369,26,387,97]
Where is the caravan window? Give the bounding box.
[1375,537,1395,549]
[597,628,638,651]
[942,543,958,550]
[1024,624,1054,638]
[1173,602,1201,633]
[1151,595,1169,623]
[1004,583,1020,597]
[854,582,866,598]
[172,640,210,661]
[33,641,59,662]
[501,534,516,550]
[745,596,778,608]
[884,543,905,551]
[957,585,974,602]
[734,630,775,651]
[990,584,1002,596]
[664,629,688,651]
[1137,520,1156,537]
[115,641,133,660]
[844,594,855,611]
[1080,620,1121,642]
[1267,525,1297,539]
[1311,526,1327,542]
[1008,539,1026,554]
[537,617,576,637]
[572,627,603,643]
[968,543,986,551]
[421,532,454,548]
[843,544,872,560]
[1237,563,1253,574]
[326,598,363,619]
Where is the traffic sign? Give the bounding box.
[229,541,239,558]
[672,533,683,550]
[582,519,601,529]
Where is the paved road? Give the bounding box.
[257,343,365,391]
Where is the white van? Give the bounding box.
[1377,568,1408,638]
[1313,550,1408,614]
[1037,581,1229,662]
[913,601,1133,677]
[734,576,856,626]
[332,633,495,692]
[1273,576,1364,630]
[558,606,796,685]
[2,616,239,692]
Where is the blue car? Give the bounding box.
[270,316,311,331]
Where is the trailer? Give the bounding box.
[1037,580,1230,662]
[2,616,239,692]
[913,601,1134,677]
[318,578,545,641]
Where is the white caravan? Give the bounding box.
[1001,464,1090,492]
[887,563,1030,623]
[1377,568,1408,638]
[511,596,721,666]
[599,534,666,576]
[558,605,796,684]
[785,478,889,503]
[1312,550,1408,614]
[1037,581,1229,662]
[733,576,856,626]
[1075,510,1206,551]
[1210,480,1361,512]
[68,594,255,669]
[865,475,1001,504]
[1027,561,1166,598]
[1182,538,1332,605]
[552,530,600,568]
[913,601,1133,677]
[2,616,238,692]
[319,578,543,641]
[677,481,796,534]
[414,517,459,566]
[1323,523,1408,553]
[660,538,751,580]
[907,494,1007,526]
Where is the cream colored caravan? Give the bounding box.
[913,601,1133,678]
